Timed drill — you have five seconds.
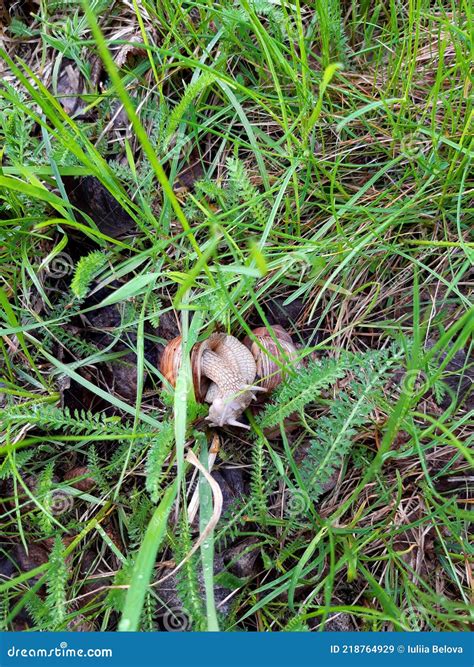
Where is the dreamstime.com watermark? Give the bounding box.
[400,368,430,397]
[161,607,191,632]
[6,642,112,660]
[42,252,74,279]
[48,490,75,516]
[285,488,310,516]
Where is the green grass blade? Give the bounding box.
[118,481,178,632]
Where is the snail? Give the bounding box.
[244,325,299,391]
[160,333,266,429]
[160,326,298,428]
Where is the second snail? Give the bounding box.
[160,326,299,429]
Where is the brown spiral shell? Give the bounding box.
[243,325,299,391]
[160,336,210,402]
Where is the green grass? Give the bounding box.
[0,0,472,633]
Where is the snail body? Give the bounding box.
[201,334,266,428]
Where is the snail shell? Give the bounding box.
[160,335,209,402]
[244,325,299,391]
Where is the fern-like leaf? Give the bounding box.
[147,293,162,329]
[300,390,373,503]
[127,492,154,549]
[326,0,350,64]
[0,449,35,480]
[145,421,174,503]
[49,326,99,358]
[45,535,68,629]
[36,461,55,534]
[106,557,135,614]
[166,72,215,145]
[140,591,157,632]
[226,156,267,228]
[173,516,206,631]
[25,593,51,631]
[283,615,310,631]
[70,250,107,299]
[299,347,401,502]
[1,405,125,436]
[87,445,109,496]
[257,356,350,429]
[250,437,267,519]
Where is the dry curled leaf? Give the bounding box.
[114,33,143,68]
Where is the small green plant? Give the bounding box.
[1,405,125,436]
[0,84,39,166]
[145,420,174,503]
[257,356,349,429]
[71,251,108,299]
[172,516,207,631]
[146,293,162,329]
[226,157,267,229]
[35,462,56,534]
[45,536,68,629]
[87,445,110,496]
